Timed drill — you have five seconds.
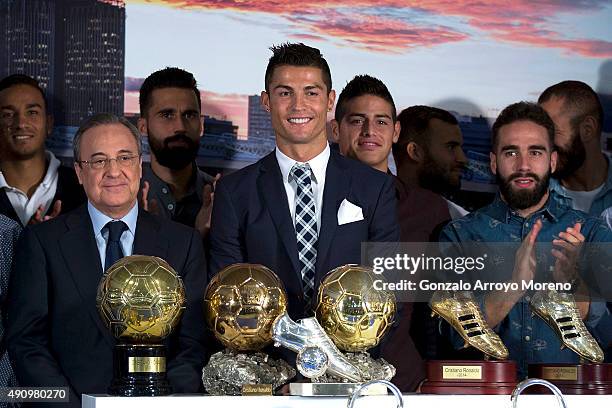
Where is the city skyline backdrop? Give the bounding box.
[124,0,612,137]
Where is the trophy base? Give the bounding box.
[109,344,172,396]
[528,363,612,395]
[290,382,388,396]
[420,360,517,394]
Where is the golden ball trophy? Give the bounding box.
[202,263,296,395]
[96,255,185,396]
[272,264,397,396]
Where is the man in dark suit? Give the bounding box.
[0,74,85,226]
[6,113,208,407]
[209,43,399,319]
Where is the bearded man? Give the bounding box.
[138,68,215,237]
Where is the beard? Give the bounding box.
[553,128,585,180]
[418,151,464,194]
[497,170,550,210]
[148,133,199,170]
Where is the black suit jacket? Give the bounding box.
[209,150,400,318]
[0,166,86,225]
[6,205,208,407]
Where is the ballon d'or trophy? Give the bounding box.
[96,255,185,396]
[273,264,396,396]
[202,263,296,395]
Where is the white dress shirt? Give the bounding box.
[0,151,60,226]
[87,201,138,271]
[275,144,330,233]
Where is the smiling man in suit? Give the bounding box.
[209,43,399,319]
[6,113,208,407]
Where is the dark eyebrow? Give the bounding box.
[500,145,519,152]
[529,145,547,150]
[273,85,294,92]
[89,149,136,158]
[156,108,176,115]
[26,103,43,109]
[182,109,200,116]
[304,84,324,91]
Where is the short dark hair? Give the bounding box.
[0,74,47,110]
[139,67,200,117]
[73,113,142,161]
[334,74,396,123]
[538,80,603,132]
[392,105,458,165]
[491,102,555,151]
[264,43,332,93]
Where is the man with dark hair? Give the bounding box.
[440,102,611,377]
[138,67,215,237]
[0,74,85,226]
[330,74,424,391]
[538,80,611,216]
[7,113,209,406]
[210,43,399,318]
[392,105,468,241]
[331,74,400,173]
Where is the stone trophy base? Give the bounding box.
[109,344,172,396]
[527,363,612,394]
[420,360,517,394]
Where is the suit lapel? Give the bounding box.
[60,205,114,346]
[133,209,167,259]
[316,151,350,278]
[257,152,301,278]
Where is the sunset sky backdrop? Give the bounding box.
[124,0,612,137]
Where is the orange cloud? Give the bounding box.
[131,0,612,57]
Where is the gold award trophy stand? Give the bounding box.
[202,263,296,395]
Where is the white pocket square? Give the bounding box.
[337,199,364,225]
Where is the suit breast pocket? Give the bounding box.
[335,219,368,237]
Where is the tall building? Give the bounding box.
[0,0,55,95]
[204,115,238,136]
[247,94,274,139]
[57,0,125,126]
[0,0,125,127]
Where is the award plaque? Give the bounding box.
[528,363,612,394]
[96,255,185,396]
[527,290,608,394]
[421,291,517,394]
[202,264,296,395]
[421,360,517,394]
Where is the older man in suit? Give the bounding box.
[209,43,399,319]
[6,114,208,407]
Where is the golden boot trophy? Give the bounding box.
[421,290,518,394]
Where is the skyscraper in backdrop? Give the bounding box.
[0,0,125,126]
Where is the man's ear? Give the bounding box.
[327,90,336,113]
[330,119,340,143]
[392,122,400,144]
[260,91,270,112]
[490,151,497,175]
[406,142,423,163]
[137,116,148,136]
[74,162,83,185]
[45,114,54,136]
[579,115,598,144]
[550,150,558,174]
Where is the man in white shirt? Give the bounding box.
[6,113,209,406]
[0,74,85,226]
[209,43,399,318]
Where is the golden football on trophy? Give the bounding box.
[96,255,186,343]
[204,263,287,351]
[315,264,396,352]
